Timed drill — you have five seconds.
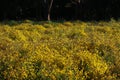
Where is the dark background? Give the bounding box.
[0,0,120,21]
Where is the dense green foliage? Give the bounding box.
[0,20,120,79]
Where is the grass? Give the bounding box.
[0,20,120,80]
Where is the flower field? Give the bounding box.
[0,20,120,80]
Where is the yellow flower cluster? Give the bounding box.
[0,20,120,80]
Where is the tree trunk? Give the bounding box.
[71,0,81,19]
[48,13,50,21]
[48,0,53,21]
[75,3,80,19]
